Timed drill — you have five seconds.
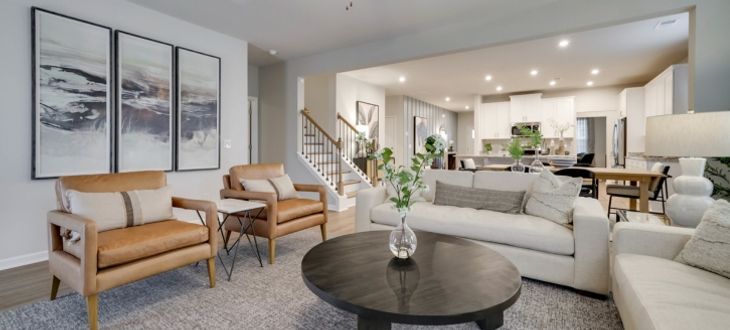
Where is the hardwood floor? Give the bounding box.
[0,186,659,312]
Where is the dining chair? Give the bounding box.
[605,163,671,217]
[554,168,598,198]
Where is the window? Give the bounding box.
[576,118,589,154]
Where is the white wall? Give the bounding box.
[457,112,475,155]
[259,0,730,193]
[336,74,386,144]
[303,73,336,133]
[0,0,248,267]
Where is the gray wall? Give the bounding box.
[0,0,248,265]
[248,64,259,97]
[259,0,730,187]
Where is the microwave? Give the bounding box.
[511,122,540,136]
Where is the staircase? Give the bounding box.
[299,109,374,210]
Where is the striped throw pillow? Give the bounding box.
[66,187,173,232]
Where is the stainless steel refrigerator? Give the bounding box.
[612,118,626,167]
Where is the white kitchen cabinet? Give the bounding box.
[644,64,688,117]
[541,96,575,138]
[509,93,542,123]
[475,101,510,140]
[621,87,646,153]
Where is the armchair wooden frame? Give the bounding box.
[47,171,218,330]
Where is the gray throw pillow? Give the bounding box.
[433,181,525,214]
[674,199,730,279]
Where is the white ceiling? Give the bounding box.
[343,13,689,111]
[129,0,560,66]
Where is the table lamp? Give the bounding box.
[645,111,730,227]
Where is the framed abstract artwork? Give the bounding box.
[356,101,379,142]
[32,8,112,179]
[175,47,220,171]
[414,116,428,155]
[115,31,174,172]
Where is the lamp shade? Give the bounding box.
[645,111,730,157]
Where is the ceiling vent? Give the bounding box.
[654,18,678,30]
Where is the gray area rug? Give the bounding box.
[0,229,623,329]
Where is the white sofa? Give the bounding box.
[356,170,610,295]
[612,222,730,330]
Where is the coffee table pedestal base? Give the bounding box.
[356,313,504,330]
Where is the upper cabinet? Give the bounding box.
[541,96,576,138]
[475,101,510,140]
[620,87,645,153]
[644,64,689,117]
[509,93,543,123]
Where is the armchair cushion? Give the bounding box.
[259,199,324,223]
[96,220,208,268]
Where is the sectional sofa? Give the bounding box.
[356,170,610,295]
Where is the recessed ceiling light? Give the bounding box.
[591,68,600,75]
[496,85,503,92]
[586,81,594,87]
[530,69,539,76]
[441,114,446,118]
[269,49,278,56]
[445,97,451,102]
[485,74,492,81]
[558,39,570,48]
[465,105,470,110]
[549,80,557,86]
[398,76,406,83]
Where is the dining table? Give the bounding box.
[479,165,666,213]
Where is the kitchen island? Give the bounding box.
[455,154,577,168]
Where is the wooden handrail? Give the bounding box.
[337,113,359,132]
[301,109,340,148]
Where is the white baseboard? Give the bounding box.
[0,251,48,271]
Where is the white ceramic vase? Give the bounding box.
[666,158,714,227]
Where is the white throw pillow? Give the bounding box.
[268,175,300,200]
[240,179,276,194]
[462,158,477,170]
[675,199,730,279]
[66,187,173,232]
[525,170,582,225]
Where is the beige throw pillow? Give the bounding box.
[240,179,276,194]
[675,199,730,279]
[268,175,300,200]
[66,187,173,232]
[525,170,582,225]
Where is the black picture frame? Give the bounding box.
[115,31,175,173]
[174,47,221,171]
[31,7,113,179]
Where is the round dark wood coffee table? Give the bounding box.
[301,231,521,329]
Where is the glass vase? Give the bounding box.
[389,214,417,259]
[530,151,545,173]
[510,158,525,172]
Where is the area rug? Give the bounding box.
[0,229,623,329]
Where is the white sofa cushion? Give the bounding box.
[420,170,474,202]
[370,201,575,255]
[613,254,730,330]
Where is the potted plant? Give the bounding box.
[520,127,544,173]
[507,138,525,172]
[371,134,445,259]
[483,142,493,154]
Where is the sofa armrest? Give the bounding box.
[47,211,97,295]
[355,187,387,232]
[294,183,327,207]
[613,222,693,260]
[571,197,610,295]
[172,197,218,257]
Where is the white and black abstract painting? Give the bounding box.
[176,48,220,171]
[32,8,112,179]
[414,116,428,155]
[116,32,173,172]
[356,101,379,143]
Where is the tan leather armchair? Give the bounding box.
[48,171,218,330]
[220,163,327,264]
